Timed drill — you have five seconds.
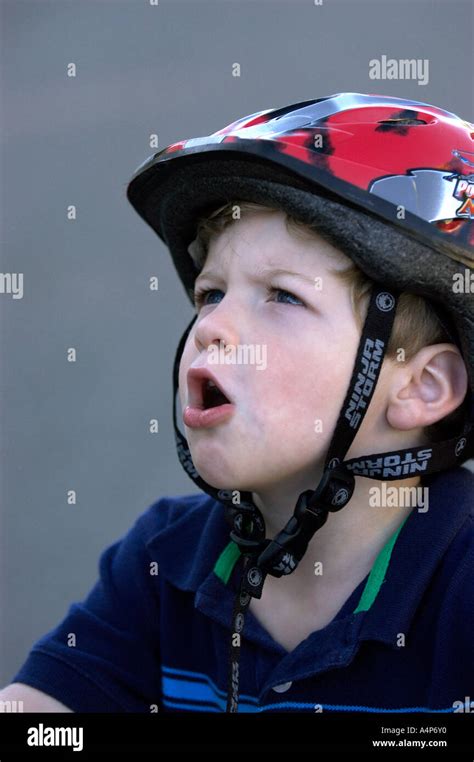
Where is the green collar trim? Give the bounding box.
[213,514,409,613]
[353,515,409,613]
[213,540,241,584]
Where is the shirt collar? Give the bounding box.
[359,465,474,645]
[145,492,231,592]
[146,467,473,649]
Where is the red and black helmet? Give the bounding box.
[127,92,474,391]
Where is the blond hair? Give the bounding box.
[191,200,467,442]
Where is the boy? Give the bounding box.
[2,92,473,713]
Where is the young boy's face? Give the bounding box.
[178,210,377,493]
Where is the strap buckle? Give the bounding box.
[254,466,355,577]
[297,465,355,517]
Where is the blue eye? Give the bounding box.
[193,286,305,310]
[193,288,224,309]
[271,288,304,306]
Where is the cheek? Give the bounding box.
[255,336,354,435]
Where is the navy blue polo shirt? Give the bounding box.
[12,466,474,713]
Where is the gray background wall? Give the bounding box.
[0,0,472,684]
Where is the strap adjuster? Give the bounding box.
[299,465,355,516]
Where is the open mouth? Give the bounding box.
[184,371,236,429]
[202,379,231,409]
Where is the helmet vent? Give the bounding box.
[377,118,427,126]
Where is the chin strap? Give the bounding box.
[171,286,474,713]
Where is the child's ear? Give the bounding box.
[386,344,468,431]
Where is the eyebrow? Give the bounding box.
[195,265,316,287]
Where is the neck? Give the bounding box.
[251,474,422,596]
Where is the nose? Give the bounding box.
[193,301,241,354]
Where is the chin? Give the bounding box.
[187,453,228,486]
[189,452,249,491]
[194,469,236,491]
